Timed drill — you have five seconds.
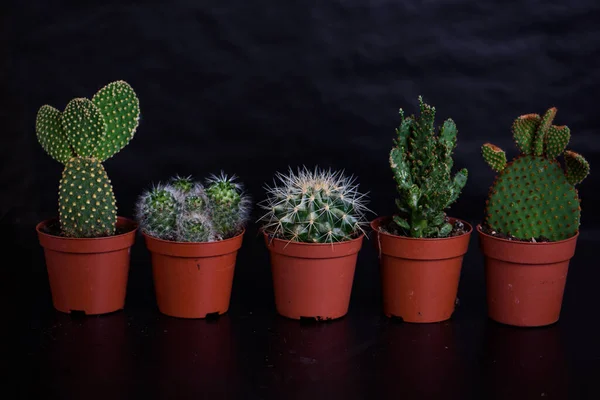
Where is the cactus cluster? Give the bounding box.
[482,107,590,241]
[36,81,140,237]
[136,173,251,242]
[258,167,370,243]
[389,96,468,238]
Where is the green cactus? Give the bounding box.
[206,173,250,239]
[136,174,251,242]
[482,107,590,241]
[258,167,370,243]
[389,96,468,238]
[135,185,178,240]
[35,80,140,237]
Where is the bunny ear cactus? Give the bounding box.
[36,80,140,238]
[389,96,468,238]
[136,174,251,242]
[481,107,590,241]
[258,167,370,243]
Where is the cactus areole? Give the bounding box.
[481,107,590,241]
[36,80,140,238]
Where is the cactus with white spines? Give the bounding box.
[136,174,250,242]
[36,80,140,237]
[258,167,370,243]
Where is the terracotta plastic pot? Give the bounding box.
[478,225,578,327]
[264,233,364,320]
[36,217,137,315]
[144,230,244,318]
[371,216,472,323]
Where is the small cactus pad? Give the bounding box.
[59,158,116,237]
[482,143,507,172]
[533,107,557,156]
[92,81,140,162]
[61,98,105,158]
[545,125,570,159]
[511,113,540,155]
[565,150,590,185]
[485,156,580,241]
[36,105,74,164]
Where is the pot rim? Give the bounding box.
[370,215,472,241]
[262,230,365,247]
[36,216,138,241]
[476,224,579,246]
[142,228,246,245]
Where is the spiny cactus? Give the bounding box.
[258,167,370,243]
[136,174,251,242]
[206,173,251,239]
[482,107,590,241]
[36,80,140,237]
[389,96,468,238]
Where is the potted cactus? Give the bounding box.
[258,167,370,320]
[479,107,590,327]
[136,173,251,318]
[34,80,140,315]
[371,96,472,323]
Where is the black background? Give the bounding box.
[2,1,600,399]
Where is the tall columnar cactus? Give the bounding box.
[136,174,250,242]
[206,173,251,239]
[389,96,468,238]
[482,107,590,241]
[258,167,370,243]
[36,81,140,237]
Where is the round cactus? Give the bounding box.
[482,107,590,241]
[136,174,251,242]
[206,173,251,238]
[258,167,370,243]
[135,185,178,240]
[59,158,116,238]
[176,213,214,242]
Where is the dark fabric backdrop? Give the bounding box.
[2,0,600,355]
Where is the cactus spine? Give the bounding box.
[36,81,140,237]
[389,96,468,238]
[258,167,370,243]
[482,107,590,241]
[136,173,250,242]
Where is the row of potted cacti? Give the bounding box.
[35,81,590,327]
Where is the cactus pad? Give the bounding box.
[482,143,507,172]
[545,125,570,160]
[565,150,590,185]
[92,81,140,162]
[59,158,116,237]
[61,98,105,158]
[485,156,580,241]
[511,114,540,155]
[36,105,74,164]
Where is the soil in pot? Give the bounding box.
[371,216,472,323]
[478,224,578,327]
[264,233,364,321]
[144,230,244,319]
[36,217,138,315]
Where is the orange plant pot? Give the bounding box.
[264,233,364,320]
[371,216,472,323]
[36,217,137,315]
[144,230,244,319]
[478,225,578,327]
